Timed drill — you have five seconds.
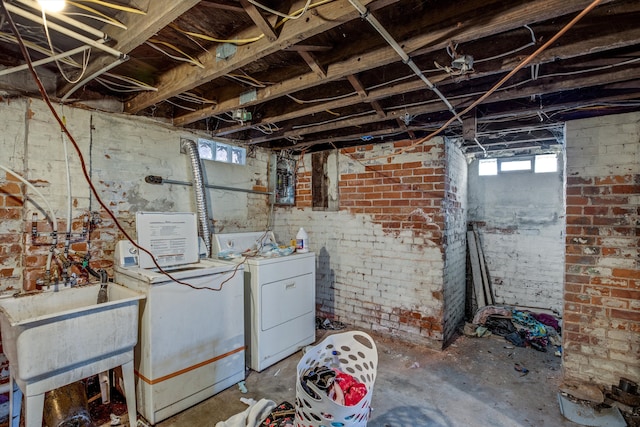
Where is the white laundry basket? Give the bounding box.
[295,331,378,427]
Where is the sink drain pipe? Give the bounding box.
[181,139,212,257]
[348,0,462,124]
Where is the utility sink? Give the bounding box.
[0,283,145,427]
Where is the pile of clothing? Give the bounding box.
[300,365,368,406]
[214,398,295,427]
[471,305,562,352]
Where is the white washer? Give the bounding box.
[212,232,316,372]
[113,213,245,425]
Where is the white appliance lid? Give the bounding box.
[211,231,276,257]
[136,212,199,269]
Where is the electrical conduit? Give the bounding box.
[347,0,462,123]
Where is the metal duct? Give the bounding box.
[182,139,212,257]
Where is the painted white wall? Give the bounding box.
[467,153,565,313]
[0,97,269,291]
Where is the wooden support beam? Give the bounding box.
[245,66,640,144]
[395,118,416,139]
[240,0,278,42]
[298,50,326,78]
[59,0,201,97]
[346,74,368,98]
[284,45,333,52]
[125,0,391,113]
[462,109,477,142]
[174,0,617,126]
[371,101,386,118]
[212,24,640,138]
[198,1,245,13]
[467,231,486,309]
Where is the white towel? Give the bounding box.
[215,398,277,427]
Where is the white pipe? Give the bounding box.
[4,3,124,58]
[61,54,128,101]
[61,117,72,261]
[0,164,58,275]
[348,0,463,123]
[0,45,90,76]
[15,0,108,40]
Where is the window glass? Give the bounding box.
[500,159,531,172]
[478,158,497,176]
[197,138,246,165]
[535,154,558,173]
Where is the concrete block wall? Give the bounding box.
[467,155,566,313]
[563,111,640,387]
[0,97,269,292]
[272,137,468,348]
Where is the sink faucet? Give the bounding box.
[97,269,108,304]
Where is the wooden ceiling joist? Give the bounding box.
[211,24,640,139]
[124,0,390,113]
[172,0,617,127]
[59,0,202,98]
[239,0,278,42]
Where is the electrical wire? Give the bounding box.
[291,109,374,129]
[0,0,229,292]
[165,98,197,111]
[287,91,357,104]
[145,39,204,68]
[95,72,157,92]
[72,0,146,15]
[65,1,127,29]
[175,92,216,105]
[40,8,90,84]
[246,0,312,20]
[348,0,604,162]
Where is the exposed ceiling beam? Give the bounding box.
[246,67,640,145]
[212,24,640,137]
[298,50,326,78]
[240,0,278,42]
[59,0,201,98]
[173,0,617,126]
[125,0,394,113]
[198,1,245,13]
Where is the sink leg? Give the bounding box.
[24,393,45,427]
[9,374,22,427]
[121,360,137,426]
[99,370,111,403]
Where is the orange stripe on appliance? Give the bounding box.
[135,346,245,385]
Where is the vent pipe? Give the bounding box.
[181,139,212,257]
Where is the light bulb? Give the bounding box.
[37,0,66,12]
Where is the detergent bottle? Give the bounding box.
[296,227,309,253]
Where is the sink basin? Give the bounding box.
[0,283,145,427]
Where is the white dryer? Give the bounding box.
[212,232,316,372]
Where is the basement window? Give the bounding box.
[478,158,497,176]
[500,158,532,172]
[534,153,558,173]
[478,154,558,176]
[198,138,246,165]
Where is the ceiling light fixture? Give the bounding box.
[37,0,66,13]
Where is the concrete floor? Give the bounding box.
[137,330,579,427]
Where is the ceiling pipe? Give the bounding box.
[0,45,90,76]
[15,0,108,40]
[347,0,463,124]
[4,2,124,58]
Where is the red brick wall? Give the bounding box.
[338,142,445,241]
[564,112,640,387]
[0,172,24,293]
